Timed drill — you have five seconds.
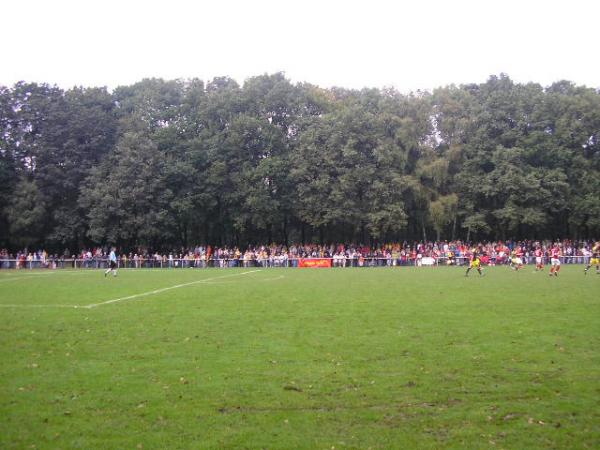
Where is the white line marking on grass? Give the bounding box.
[0,304,78,308]
[0,270,263,309]
[0,274,56,283]
[53,270,100,275]
[199,274,285,284]
[0,271,56,276]
[83,270,262,309]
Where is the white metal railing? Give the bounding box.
[0,255,594,270]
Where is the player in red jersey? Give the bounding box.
[549,244,561,277]
[516,246,525,263]
[534,247,544,271]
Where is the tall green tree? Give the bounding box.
[4,177,46,248]
[80,130,175,249]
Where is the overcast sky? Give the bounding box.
[3,0,599,92]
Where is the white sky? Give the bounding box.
[3,0,599,92]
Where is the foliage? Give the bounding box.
[0,73,599,250]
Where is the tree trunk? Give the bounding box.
[282,216,288,247]
[182,224,188,249]
[451,215,457,241]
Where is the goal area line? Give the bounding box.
[0,270,262,310]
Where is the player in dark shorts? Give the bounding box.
[584,242,600,275]
[465,248,484,277]
[104,248,118,277]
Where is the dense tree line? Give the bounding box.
[0,73,598,251]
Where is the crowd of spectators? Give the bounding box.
[1,239,597,270]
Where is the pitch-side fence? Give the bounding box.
[0,256,593,270]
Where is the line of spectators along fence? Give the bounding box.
[0,255,594,270]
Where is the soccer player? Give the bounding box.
[549,244,561,277]
[584,242,600,275]
[104,247,118,277]
[510,248,523,271]
[446,249,455,266]
[465,248,484,277]
[534,246,544,271]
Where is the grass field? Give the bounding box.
[0,265,599,449]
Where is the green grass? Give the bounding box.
[1,266,599,449]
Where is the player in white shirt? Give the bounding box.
[104,248,118,277]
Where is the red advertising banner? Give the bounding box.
[298,258,332,268]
